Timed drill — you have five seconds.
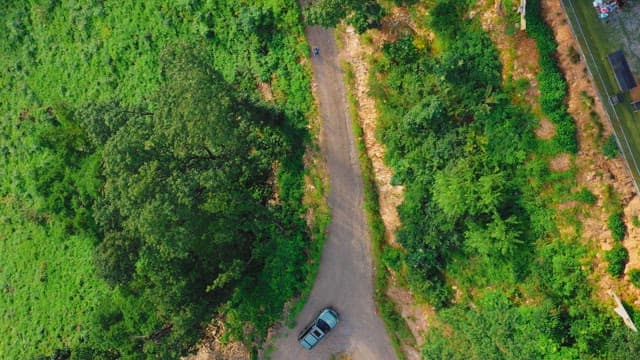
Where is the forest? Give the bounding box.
[1,1,322,358]
[3,0,640,359]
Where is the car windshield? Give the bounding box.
[316,319,331,333]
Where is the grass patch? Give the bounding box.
[0,204,109,358]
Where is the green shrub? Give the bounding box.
[574,187,596,205]
[604,244,628,277]
[629,269,640,288]
[382,246,403,271]
[603,135,620,158]
[632,215,640,228]
[608,211,626,241]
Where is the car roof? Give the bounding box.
[318,308,339,328]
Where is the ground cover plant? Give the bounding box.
[367,0,640,357]
[0,1,317,358]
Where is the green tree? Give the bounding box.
[304,0,384,33]
[89,41,292,356]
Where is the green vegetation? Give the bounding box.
[526,0,577,154]
[605,244,629,278]
[1,1,319,358]
[304,0,385,33]
[630,269,640,288]
[608,211,626,242]
[367,0,640,357]
[603,134,621,159]
[574,187,597,205]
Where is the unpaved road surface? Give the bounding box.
[269,26,396,360]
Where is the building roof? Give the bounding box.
[608,50,637,92]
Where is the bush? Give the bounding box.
[382,36,418,65]
[608,211,626,241]
[629,269,640,288]
[605,244,628,277]
[603,135,620,159]
[382,246,403,271]
[575,187,596,205]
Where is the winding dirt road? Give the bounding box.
[270,26,396,360]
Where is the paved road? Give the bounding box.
[270,26,396,360]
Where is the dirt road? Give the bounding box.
[269,26,396,360]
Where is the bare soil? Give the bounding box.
[185,320,249,360]
[535,118,556,140]
[338,26,404,247]
[549,153,572,172]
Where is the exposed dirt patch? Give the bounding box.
[330,352,353,360]
[185,320,249,360]
[386,284,433,345]
[477,1,557,142]
[535,118,556,139]
[541,0,640,306]
[478,0,540,83]
[338,21,405,247]
[549,153,572,172]
[379,5,418,41]
[258,82,274,102]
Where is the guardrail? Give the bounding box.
[559,0,640,194]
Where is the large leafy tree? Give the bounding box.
[87,42,288,357]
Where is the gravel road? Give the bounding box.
[269,26,397,360]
